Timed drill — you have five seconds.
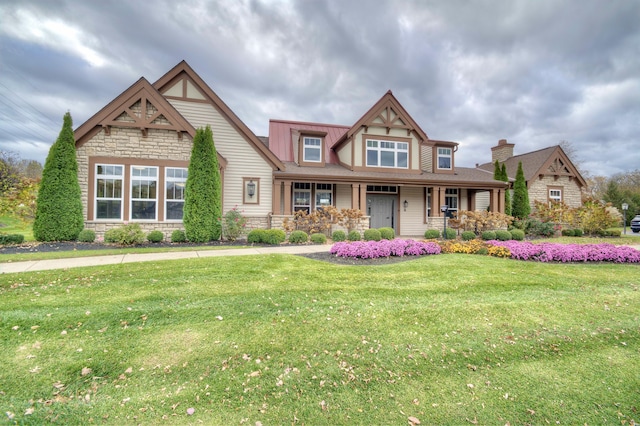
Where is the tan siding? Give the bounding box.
[336,142,352,166]
[421,145,433,171]
[399,187,428,236]
[475,191,491,211]
[335,184,352,209]
[168,99,274,216]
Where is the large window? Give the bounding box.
[315,184,333,209]
[437,147,452,170]
[445,188,458,217]
[549,188,562,204]
[95,164,123,219]
[303,137,322,163]
[166,167,188,220]
[293,182,311,213]
[366,139,408,169]
[131,166,157,220]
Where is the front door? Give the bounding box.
[367,195,396,229]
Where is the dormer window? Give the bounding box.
[437,147,452,170]
[303,137,322,162]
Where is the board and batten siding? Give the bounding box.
[168,99,274,216]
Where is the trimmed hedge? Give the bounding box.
[348,230,361,241]
[573,228,584,237]
[310,233,327,244]
[424,229,440,239]
[561,229,575,237]
[379,227,395,240]
[147,230,164,243]
[264,229,286,245]
[510,229,525,241]
[363,228,382,241]
[288,230,309,244]
[104,223,145,245]
[0,234,25,245]
[247,229,266,244]
[495,230,512,241]
[461,231,476,241]
[442,228,456,240]
[481,231,496,241]
[171,229,187,243]
[331,230,346,242]
[77,229,96,243]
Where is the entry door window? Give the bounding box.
[445,188,458,217]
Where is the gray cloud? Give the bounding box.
[1,0,638,177]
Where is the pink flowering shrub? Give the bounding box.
[487,240,640,263]
[330,239,441,259]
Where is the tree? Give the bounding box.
[511,161,530,220]
[501,163,512,216]
[493,159,501,180]
[33,112,84,241]
[0,150,21,195]
[183,126,222,242]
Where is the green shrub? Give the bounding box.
[310,233,327,244]
[33,112,84,241]
[264,229,286,245]
[424,229,440,239]
[221,207,247,241]
[379,227,395,240]
[461,231,476,241]
[348,230,361,241]
[573,228,583,237]
[0,233,25,245]
[476,247,489,255]
[561,229,575,237]
[147,230,164,243]
[104,223,145,245]
[171,229,187,243]
[495,230,512,241]
[77,229,96,243]
[443,228,456,240]
[481,231,496,240]
[331,230,346,242]
[363,228,381,241]
[605,229,621,237]
[527,219,555,237]
[247,229,267,244]
[288,230,308,244]
[510,229,525,241]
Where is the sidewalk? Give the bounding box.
[0,244,330,274]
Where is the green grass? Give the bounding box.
[0,215,34,241]
[1,254,638,424]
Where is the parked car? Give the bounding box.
[631,214,640,233]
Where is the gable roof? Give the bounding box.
[74,77,195,146]
[478,145,587,187]
[333,90,429,150]
[153,60,285,171]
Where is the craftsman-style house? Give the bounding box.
[74,60,510,238]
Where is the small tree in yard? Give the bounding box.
[511,161,530,220]
[33,112,84,241]
[183,126,222,242]
[501,163,512,216]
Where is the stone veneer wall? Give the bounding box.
[528,175,583,209]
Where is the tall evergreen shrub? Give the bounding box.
[183,126,222,242]
[511,161,531,220]
[501,163,512,216]
[33,112,84,241]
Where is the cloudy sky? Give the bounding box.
[1,0,639,177]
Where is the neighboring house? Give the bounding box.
[477,139,587,209]
[74,60,508,238]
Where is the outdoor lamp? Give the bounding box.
[441,205,449,239]
[247,180,256,198]
[403,200,408,211]
[622,202,628,234]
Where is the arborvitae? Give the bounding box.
[183,126,222,242]
[502,163,512,216]
[511,161,530,219]
[33,112,84,241]
[493,159,501,180]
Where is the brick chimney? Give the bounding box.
[491,139,514,163]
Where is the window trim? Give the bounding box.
[303,137,322,163]
[130,165,159,221]
[365,138,409,169]
[165,167,188,221]
[548,187,563,204]
[298,132,327,167]
[437,147,452,170]
[95,164,124,221]
[444,188,458,217]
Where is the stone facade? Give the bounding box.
[528,175,583,209]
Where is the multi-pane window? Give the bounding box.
[438,147,452,170]
[293,182,311,213]
[366,140,408,168]
[130,166,157,220]
[549,189,562,203]
[426,187,432,217]
[445,188,458,217]
[96,165,123,219]
[315,184,333,209]
[166,167,188,220]
[303,137,322,162]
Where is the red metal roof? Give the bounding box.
[268,119,349,163]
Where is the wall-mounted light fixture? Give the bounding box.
[247,180,256,198]
[403,200,408,211]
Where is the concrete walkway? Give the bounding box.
[0,244,330,274]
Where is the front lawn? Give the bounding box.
[1,254,638,424]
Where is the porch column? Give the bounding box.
[490,188,499,213]
[430,186,439,218]
[438,186,446,217]
[359,184,367,212]
[272,180,281,215]
[468,190,476,211]
[283,181,292,215]
[351,184,360,210]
